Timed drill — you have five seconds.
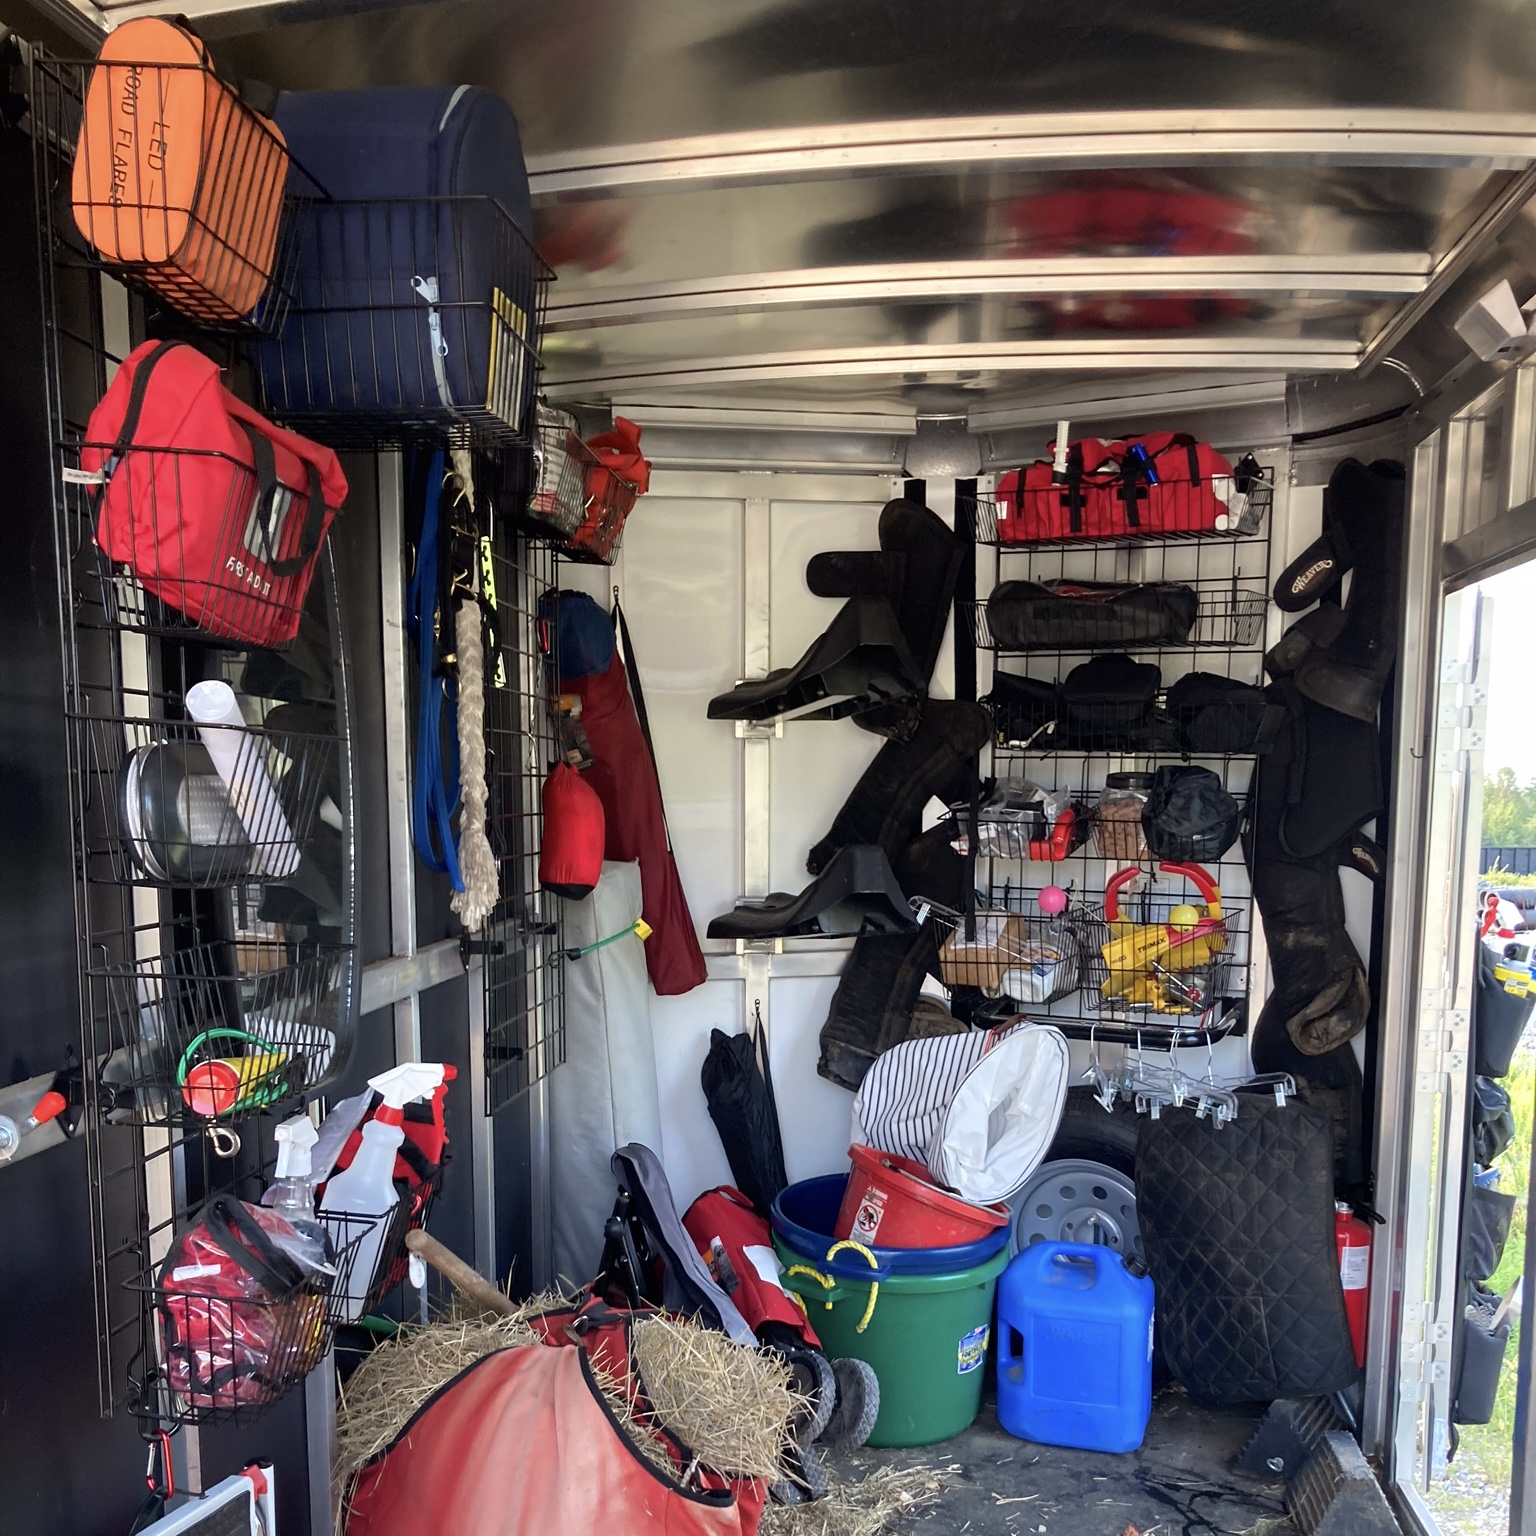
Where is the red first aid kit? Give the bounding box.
[997,432,1236,543]
[81,339,347,647]
[158,1194,327,1413]
[565,417,651,563]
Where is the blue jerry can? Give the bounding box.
[996,1241,1154,1453]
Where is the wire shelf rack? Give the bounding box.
[253,197,550,450]
[954,462,1274,1044]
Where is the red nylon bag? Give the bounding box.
[567,416,651,563]
[996,432,1235,541]
[82,339,347,647]
[995,438,1117,542]
[683,1187,821,1349]
[1100,432,1236,536]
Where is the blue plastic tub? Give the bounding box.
[772,1174,1010,1281]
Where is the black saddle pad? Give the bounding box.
[1136,1098,1359,1402]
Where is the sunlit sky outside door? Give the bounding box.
[1482,562,1536,777]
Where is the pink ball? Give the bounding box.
[1038,885,1068,916]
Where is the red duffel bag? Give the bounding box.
[81,339,347,647]
[997,431,1236,542]
[996,438,1117,542]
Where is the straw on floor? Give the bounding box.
[760,1462,953,1536]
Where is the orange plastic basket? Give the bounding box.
[71,18,289,324]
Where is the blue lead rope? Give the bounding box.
[406,449,464,892]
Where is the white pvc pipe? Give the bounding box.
[185,680,301,879]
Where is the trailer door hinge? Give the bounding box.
[1414,1003,1469,1088]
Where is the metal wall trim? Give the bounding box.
[527,110,1536,195]
[547,338,1362,395]
[358,939,467,1014]
[1364,428,1444,1461]
[546,254,1430,329]
[377,451,421,1062]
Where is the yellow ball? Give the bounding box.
[1168,904,1200,931]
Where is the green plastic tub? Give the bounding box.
[775,1232,1009,1447]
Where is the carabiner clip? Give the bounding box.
[145,1428,174,1500]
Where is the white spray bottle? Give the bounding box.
[320,1062,446,1321]
[263,1113,332,1278]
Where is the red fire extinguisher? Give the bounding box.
[1336,1200,1371,1367]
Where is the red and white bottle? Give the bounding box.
[1336,1200,1371,1367]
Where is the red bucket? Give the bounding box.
[834,1145,1011,1250]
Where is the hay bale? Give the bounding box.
[630,1313,803,1481]
[334,1299,557,1480]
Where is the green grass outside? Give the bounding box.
[1485,864,1536,889]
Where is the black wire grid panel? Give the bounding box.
[253,197,550,451]
[960,477,1272,1044]
[480,490,566,1112]
[34,66,364,1414]
[30,49,317,336]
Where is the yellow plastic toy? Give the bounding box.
[1099,861,1226,1012]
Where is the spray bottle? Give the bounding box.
[320,1062,446,1321]
[262,1113,331,1277]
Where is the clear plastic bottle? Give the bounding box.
[320,1062,446,1322]
[262,1114,332,1278]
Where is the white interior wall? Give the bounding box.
[562,470,910,1209]
[558,445,1353,1207]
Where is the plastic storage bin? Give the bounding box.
[835,1145,1010,1249]
[773,1174,1009,1447]
[997,1241,1154,1453]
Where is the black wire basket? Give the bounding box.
[968,586,1267,652]
[253,196,550,448]
[78,713,338,889]
[915,896,1089,1005]
[131,1198,414,1426]
[90,938,352,1128]
[32,49,317,336]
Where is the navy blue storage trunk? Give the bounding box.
[257,86,539,439]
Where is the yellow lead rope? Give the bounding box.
[786,1238,881,1334]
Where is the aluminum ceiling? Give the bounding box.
[39,0,1536,418]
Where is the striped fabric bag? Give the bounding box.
[851,1022,1070,1205]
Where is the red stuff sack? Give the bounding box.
[539,763,606,899]
[81,339,347,647]
[158,1194,325,1412]
[995,438,1118,542]
[567,416,651,563]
